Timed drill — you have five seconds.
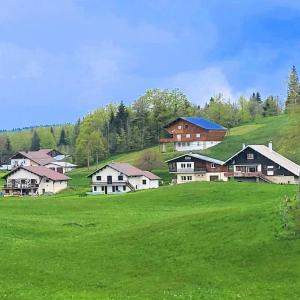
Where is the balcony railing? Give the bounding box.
[4,184,39,189]
[169,168,207,173]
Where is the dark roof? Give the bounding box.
[3,166,70,181]
[165,117,226,130]
[88,163,161,180]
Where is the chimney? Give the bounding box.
[242,143,246,150]
[268,141,273,151]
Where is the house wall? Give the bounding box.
[176,172,228,184]
[175,141,221,151]
[11,158,37,168]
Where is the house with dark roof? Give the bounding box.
[166,153,228,183]
[224,142,300,184]
[160,117,227,152]
[3,165,70,196]
[88,163,160,194]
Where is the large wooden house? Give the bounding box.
[160,117,227,152]
[225,142,300,184]
[88,163,160,194]
[166,153,228,183]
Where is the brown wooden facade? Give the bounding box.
[160,118,227,143]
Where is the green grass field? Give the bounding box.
[0,182,299,299]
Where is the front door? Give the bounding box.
[104,186,107,194]
[107,176,112,184]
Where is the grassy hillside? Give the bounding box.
[202,114,299,162]
[0,182,299,299]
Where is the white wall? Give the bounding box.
[11,158,36,168]
[175,141,221,151]
[176,172,228,184]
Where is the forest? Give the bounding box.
[0,66,299,167]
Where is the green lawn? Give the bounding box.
[0,182,299,299]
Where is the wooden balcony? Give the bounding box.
[169,167,207,173]
[4,184,39,189]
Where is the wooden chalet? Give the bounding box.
[160,117,227,152]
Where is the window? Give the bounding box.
[177,142,181,147]
[187,142,190,146]
[142,179,147,185]
[45,179,49,183]
[211,163,216,168]
[93,186,97,192]
[182,142,186,146]
[181,176,187,181]
[178,125,182,129]
[101,186,105,191]
[177,134,181,140]
[185,124,188,129]
[118,175,123,181]
[196,133,201,138]
[187,163,192,168]
[96,176,101,181]
[123,186,126,191]
[181,163,186,168]
[186,134,190,138]
[247,153,254,160]
[187,176,192,181]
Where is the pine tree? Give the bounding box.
[31,131,40,151]
[286,65,300,108]
[58,128,67,146]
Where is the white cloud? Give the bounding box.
[164,67,234,105]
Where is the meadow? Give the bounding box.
[0,181,299,299]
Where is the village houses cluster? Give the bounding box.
[2,117,300,196]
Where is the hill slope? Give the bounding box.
[0,182,299,299]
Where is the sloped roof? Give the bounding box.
[165,117,226,130]
[45,161,77,167]
[165,153,225,165]
[4,166,70,181]
[13,149,55,166]
[88,163,161,180]
[183,117,226,130]
[225,144,300,176]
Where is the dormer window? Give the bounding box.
[247,153,254,160]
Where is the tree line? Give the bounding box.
[0,66,300,166]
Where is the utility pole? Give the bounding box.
[96,152,99,169]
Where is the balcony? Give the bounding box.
[4,184,39,189]
[169,167,207,173]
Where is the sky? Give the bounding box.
[1,0,300,129]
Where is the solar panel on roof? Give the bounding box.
[182,117,226,130]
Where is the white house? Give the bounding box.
[88,163,160,194]
[9,149,76,173]
[3,166,70,196]
[166,153,228,184]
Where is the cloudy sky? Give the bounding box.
[1,0,300,129]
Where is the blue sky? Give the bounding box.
[1,0,300,129]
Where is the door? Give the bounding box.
[210,176,219,182]
[112,186,115,193]
[107,176,112,184]
[104,186,107,194]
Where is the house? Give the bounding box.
[166,153,228,183]
[88,163,160,194]
[3,166,70,196]
[10,149,76,173]
[160,117,227,152]
[225,142,300,184]
[44,161,77,174]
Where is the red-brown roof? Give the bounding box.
[4,166,70,181]
[11,149,58,166]
[88,162,161,180]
